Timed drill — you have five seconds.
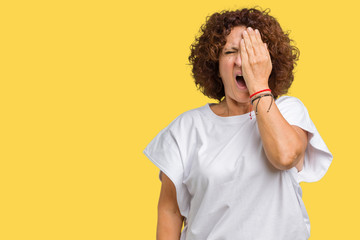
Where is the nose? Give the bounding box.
[235,52,242,67]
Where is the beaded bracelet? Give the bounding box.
[251,92,272,105]
[251,93,275,115]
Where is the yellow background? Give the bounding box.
[1,0,358,239]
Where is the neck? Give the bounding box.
[220,97,252,116]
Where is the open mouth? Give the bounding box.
[235,75,247,89]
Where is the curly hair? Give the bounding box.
[188,7,300,102]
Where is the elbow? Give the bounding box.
[265,138,305,171]
[278,150,302,170]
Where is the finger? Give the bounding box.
[242,30,255,62]
[247,27,261,56]
[254,29,264,44]
[254,29,267,56]
[240,38,249,68]
[263,42,271,59]
[253,28,270,59]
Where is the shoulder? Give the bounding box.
[166,104,206,132]
[275,95,312,127]
[276,95,303,104]
[275,95,307,110]
[158,105,205,158]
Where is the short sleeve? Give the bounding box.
[143,127,190,218]
[276,96,333,183]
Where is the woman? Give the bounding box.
[143,7,333,240]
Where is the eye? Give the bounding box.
[225,51,235,54]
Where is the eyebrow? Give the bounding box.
[224,46,239,51]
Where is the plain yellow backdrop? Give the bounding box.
[0,0,359,239]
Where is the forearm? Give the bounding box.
[252,92,302,170]
[157,210,184,240]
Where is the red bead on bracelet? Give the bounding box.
[249,89,271,99]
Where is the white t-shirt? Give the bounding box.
[143,95,333,240]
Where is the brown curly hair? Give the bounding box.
[188,7,300,102]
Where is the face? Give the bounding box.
[219,25,249,103]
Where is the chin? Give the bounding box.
[235,90,250,98]
[229,93,250,104]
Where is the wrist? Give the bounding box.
[248,85,271,98]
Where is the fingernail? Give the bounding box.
[243,31,248,35]
[248,27,253,31]
[255,29,259,34]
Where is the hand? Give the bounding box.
[240,27,272,94]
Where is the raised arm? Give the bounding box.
[240,27,308,171]
[251,95,308,171]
